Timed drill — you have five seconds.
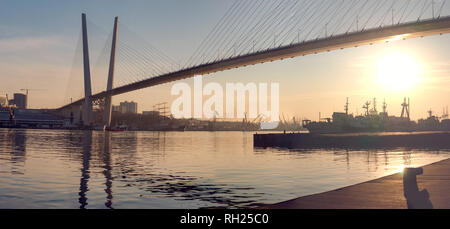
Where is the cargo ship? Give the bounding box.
[302,98,450,134]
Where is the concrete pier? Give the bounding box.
[254,131,450,149]
[263,158,450,209]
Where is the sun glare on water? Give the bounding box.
[377,52,422,91]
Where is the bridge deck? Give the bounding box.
[58,16,450,111]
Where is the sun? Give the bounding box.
[377,52,422,91]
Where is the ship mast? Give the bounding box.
[373,98,377,114]
[363,101,371,116]
[382,99,387,114]
[344,97,349,115]
[442,106,449,119]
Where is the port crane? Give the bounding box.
[4,93,10,107]
[401,98,410,120]
[252,114,263,124]
[242,112,249,130]
[242,112,260,131]
[281,113,288,125]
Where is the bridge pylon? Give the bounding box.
[104,16,118,129]
[81,13,93,127]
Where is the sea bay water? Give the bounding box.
[0,129,448,209]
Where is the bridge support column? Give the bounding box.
[104,17,118,129]
[82,13,93,127]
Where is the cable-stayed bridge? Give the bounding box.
[57,0,450,128]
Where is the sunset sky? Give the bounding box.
[1,0,449,121]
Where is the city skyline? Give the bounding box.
[1,0,450,121]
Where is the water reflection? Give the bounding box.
[78,131,91,209]
[112,132,260,208]
[74,131,261,208]
[101,133,113,209]
[285,147,442,176]
[77,132,115,209]
[0,129,449,208]
[333,150,350,170]
[0,130,27,175]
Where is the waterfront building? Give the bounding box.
[112,105,121,113]
[115,101,138,114]
[13,93,27,109]
[0,109,64,128]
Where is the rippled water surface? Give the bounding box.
[0,129,448,209]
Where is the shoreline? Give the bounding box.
[261,158,450,209]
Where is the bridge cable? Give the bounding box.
[283,0,322,44]
[119,24,179,69]
[183,0,240,68]
[211,0,257,61]
[277,0,316,45]
[193,0,246,65]
[355,0,383,31]
[344,0,371,33]
[438,0,447,18]
[330,0,359,35]
[397,0,412,24]
[64,27,83,105]
[418,0,432,20]
[223,0,286,58]
[402,0,425,23]
[116,30,179,74]
[220,0,267,59]
[361,0,389,31]
[232,0,287,55]
[256,0,304,51]
[232,0,289,56]
[276,0,315,45]
[255,1,323,47]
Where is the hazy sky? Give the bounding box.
[1,0,449,121]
